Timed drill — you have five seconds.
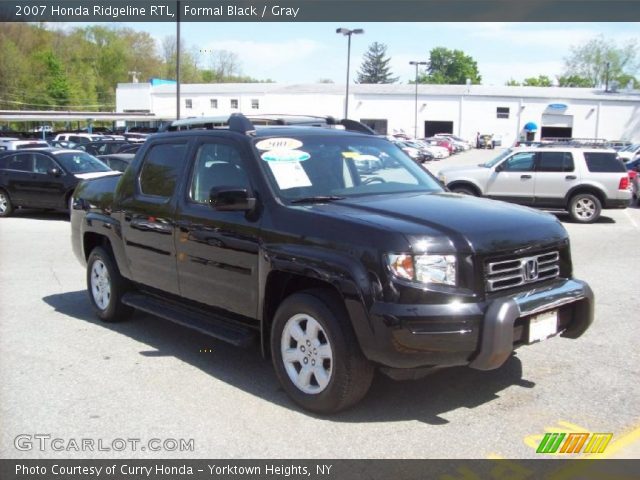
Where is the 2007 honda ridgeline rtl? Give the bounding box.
[71,114,593,413]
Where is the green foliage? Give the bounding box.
[356,42,398,84]
[0,24,271,111]
[418,47,481,85]
[523,75,553,87]
[556,75,593,88]
[563,35,639,88]
[505,78,521,86]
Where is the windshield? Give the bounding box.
[254,135,443,201]
[53,151,111,173]
[482,148,513,167]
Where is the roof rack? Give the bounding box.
[539,137,612,149]
[161,113,375,135]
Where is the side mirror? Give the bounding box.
[48,167,61,177]
[494,163,504,173]
[209,187,256,212]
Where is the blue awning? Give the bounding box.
[524,122,538,132]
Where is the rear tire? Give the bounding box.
[271,289,374,413]
[87,246,133,322]
[569,193,601,223]
[0,189,13,217]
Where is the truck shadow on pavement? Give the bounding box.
[43,290,535,425]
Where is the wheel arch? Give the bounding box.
[564,184,607,208]
[261,272,349,359]
[447,180,483,196]
[83,232,113,260]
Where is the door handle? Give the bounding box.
[565,175,577,180]
[521,174,532,179]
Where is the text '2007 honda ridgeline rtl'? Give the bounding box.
[71,114,593,413]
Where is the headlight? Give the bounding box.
[387,254,456,286]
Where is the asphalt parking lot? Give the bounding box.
[1,148,638,460]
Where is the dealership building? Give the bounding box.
[116,82,640,145]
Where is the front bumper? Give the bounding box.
[364,278,593,370]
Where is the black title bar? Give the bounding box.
[0,0,639,22]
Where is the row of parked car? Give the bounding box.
[391,133,474,164]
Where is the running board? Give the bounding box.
[121,292,257,348]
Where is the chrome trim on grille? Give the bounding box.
[485,251,560,292]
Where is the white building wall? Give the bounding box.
[115,83,152,112]
[115,83,640,143]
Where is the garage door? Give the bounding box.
[424,121,453,138]
[541,114,573,139]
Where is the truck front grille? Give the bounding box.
[485,251,560,292]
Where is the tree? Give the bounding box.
[523,75,553,87]
[356,42,398,84]
[417,47,481,85]
[556,74,593,88]
[505,78,521,86]
[563,35,639,87]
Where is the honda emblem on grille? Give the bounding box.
[524,258,539,281]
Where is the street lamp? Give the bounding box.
[409,61,427,138]
[336,27,364,119]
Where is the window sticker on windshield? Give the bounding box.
[261,149,310,163]
[268,161,312,190]
[255,138,303,151]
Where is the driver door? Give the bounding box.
[486,151,536,205]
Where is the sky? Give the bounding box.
[73,22,640,85]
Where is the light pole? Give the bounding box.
[409,61,427,138]
[336,27,364,119]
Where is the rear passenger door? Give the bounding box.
[120,139,190,295]
[534,151,578,207]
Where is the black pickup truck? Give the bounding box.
[71,114,594,413]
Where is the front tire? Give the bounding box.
[87,246,133,322]
[271,289,374,413]
[0,189,14,217]
[569,193,601,223]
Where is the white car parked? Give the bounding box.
[438,147,631,223]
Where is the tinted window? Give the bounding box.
[33,154,56,173]
[5,154,32,172]
[537,151,574,172]
[502,152,535,172]
[584,152,626,173]
[139,142,187,197]
[190,143,249,203]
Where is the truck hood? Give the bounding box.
[305,192,567,255]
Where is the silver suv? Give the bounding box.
[438,147,631,223]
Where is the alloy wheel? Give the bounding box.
[280,313,333,394]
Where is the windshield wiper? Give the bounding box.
[291,195,346,204]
